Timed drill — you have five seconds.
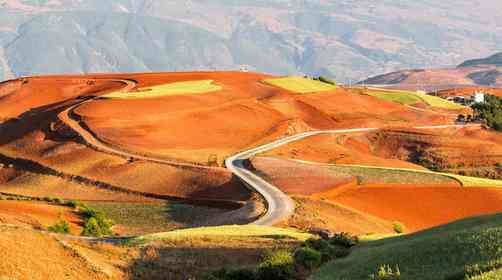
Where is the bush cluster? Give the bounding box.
[369,265,401,280]
[79,204,113,237]
[205,232,358,280]
[472,94,502,132]
[47,219,70,234]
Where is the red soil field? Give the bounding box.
[0,200,82,234]
[331,185,502,232]
[250,157,355,195]
[436,87,502,98]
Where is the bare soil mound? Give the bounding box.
[0,200,82,234]
[332,185,502,232]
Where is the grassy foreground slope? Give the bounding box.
[263,77,336,93]
[313,213,502,280]
[103,80,221,98]
[129,225,313,244]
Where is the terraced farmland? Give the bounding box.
[263,76,337,94]
[334,164,502,187]
[103,80,221,99]
[365,89,465,110]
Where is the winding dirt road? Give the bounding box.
[57,79,481,226]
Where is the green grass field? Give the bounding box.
[128,225,313,244]
[313,213,502,280]
[263,77,337,94]
[86,202,225,235]
[102,80,221,99]
[328,165,457,185]
[365,90,424,105]
[365,89,465,110]
[335,164,502,187]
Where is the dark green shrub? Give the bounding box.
[369,265,401,280]
[304,238,330,251]
[81,217,103,236]
[65,200,79,208]
[329,232,358,248]
[79,205,113,237]
[318,76,336,85]
[257,250,294,280]
[48,219,70,234]
[294,247,321,270]
[53,197,64,205]
[393,222,406,234]
[225,268,257,280]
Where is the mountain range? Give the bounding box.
[362,52,502,89]
[1,0,502,82]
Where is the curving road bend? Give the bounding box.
[226,124,480,226]
[58,79,220,171]
[58,79,479,226]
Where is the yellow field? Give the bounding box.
[129,225,313,244]
[365,88,465,110]
[418,93,465,110]
[103,80,222,99]
[263,77,337,94]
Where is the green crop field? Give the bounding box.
[328,165,457,185]
[129,225,313,244]
[335,164,502,187]
[103,80,221,99]
[419,93,465,109]
[86,202,225,235]
[313,213,502,280]
[263,77,337,94]
[365,90,424,105]
[365,89,465,110]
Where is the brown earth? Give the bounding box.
[0,225,126,280]
[0,71,456,216]
[262,126,502,179]
[331,184,502,232]
[251,156,500,234]
[0,224,301,280]
[287,196,395,235]
[0,200,82,234]
[436,86,502,98]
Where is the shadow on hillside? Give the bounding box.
[126,245,267,280]
[0,98,81,146]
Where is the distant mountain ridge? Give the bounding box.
[1,0,502,82]
[362,53,502,89]
[458,53,502,68]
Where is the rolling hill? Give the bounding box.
[362,52,502,89]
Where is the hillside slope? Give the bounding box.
[313,213,502,280]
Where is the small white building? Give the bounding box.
[473,92,485,103]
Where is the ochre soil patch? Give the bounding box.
[0,226,126,280]
[0,200,82,234]
[287,196,394,236]
[437,86,502,98]
[262,126,502,179]
[260,133,427,169]
[249,157,354,195]
[331,185,502,232]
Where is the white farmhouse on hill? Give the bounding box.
[473,92,485,103]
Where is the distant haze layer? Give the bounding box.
[1,0,502,82]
